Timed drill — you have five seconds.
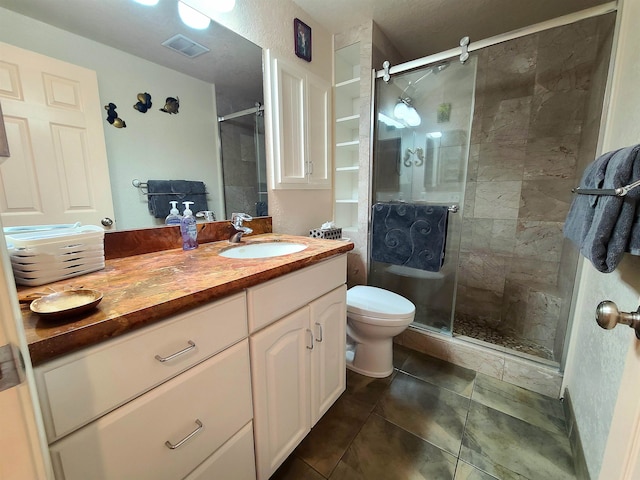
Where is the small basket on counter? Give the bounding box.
[5,224,105,286]
[309,227,343,240]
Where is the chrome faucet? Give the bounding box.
[229,213,253,243]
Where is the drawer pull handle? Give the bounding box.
[165,419,203,450]
[155,340,196,363]
[315,322,323,342]
[306,329,314,350]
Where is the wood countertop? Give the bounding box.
[20,234,353,366]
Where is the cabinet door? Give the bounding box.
[306,71,331,187]
[250,307,311,480]
[270,55,307,187]
[309,285,347,426]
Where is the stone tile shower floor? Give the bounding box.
[271,345,575,480]
[453,316,555,361]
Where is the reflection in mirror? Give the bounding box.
[0,0,265,230]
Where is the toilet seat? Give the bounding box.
[347,286,415,323]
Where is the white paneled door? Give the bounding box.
[0,42,114,228]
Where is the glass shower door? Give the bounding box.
[369,57,477,334]
[219,111,267,217]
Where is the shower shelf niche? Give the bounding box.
[334,42,361,231]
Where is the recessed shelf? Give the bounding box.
[336,114,360,125]
[336,140,359,149]
[335,78,360,101]
[334,42,361,238]
[336,77,360,89]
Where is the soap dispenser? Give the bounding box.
[180,201,198,250]
[165,201,182,225]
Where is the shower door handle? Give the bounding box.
[595,301,640,339]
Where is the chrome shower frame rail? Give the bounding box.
[375,2,616,80]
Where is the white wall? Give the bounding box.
[0,7,223,231]
[185,0,335,235]
[563,0,640,477]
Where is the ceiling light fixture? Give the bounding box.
[393,97,421,127]
[132,0,159,5]
[178,1,211,29]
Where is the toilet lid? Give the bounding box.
[347,286,416,320]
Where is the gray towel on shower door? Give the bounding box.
[563,144,640,273]
[371,202,449,272]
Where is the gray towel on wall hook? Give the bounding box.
[563,144,640,273]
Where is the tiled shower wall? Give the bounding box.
[219,115,265,217]
[456,14,615,358]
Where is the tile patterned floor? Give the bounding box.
[271,345,576,480]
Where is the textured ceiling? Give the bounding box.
[0,0,613,110]
[294,0,612,62]
[0,0,264,113]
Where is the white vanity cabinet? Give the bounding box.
[248,255,347,480]
[34,292,255,480]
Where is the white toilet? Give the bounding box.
[346,285,416,378]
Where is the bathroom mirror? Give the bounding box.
[0,0,265,229]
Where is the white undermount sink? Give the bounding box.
[219,242,308,259]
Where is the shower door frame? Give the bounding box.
[217,104,267,219]
[369,1,617,368]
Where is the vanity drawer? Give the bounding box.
[35,292,247,443]
[247,254,346,332]
[184,421,256,480]
[49,339,253,480]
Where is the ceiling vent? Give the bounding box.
[161,34,210,58]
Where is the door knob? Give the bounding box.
[101,217,114,227]
[595,300,640,339]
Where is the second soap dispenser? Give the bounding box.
[165,201,182,225]
[180,201,198,250]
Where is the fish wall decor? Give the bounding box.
[133,92,152,113]
[104,103,126,128]
[160,96,179,114]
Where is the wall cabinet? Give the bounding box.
[334,43,361,233]
[267,50,332,189]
